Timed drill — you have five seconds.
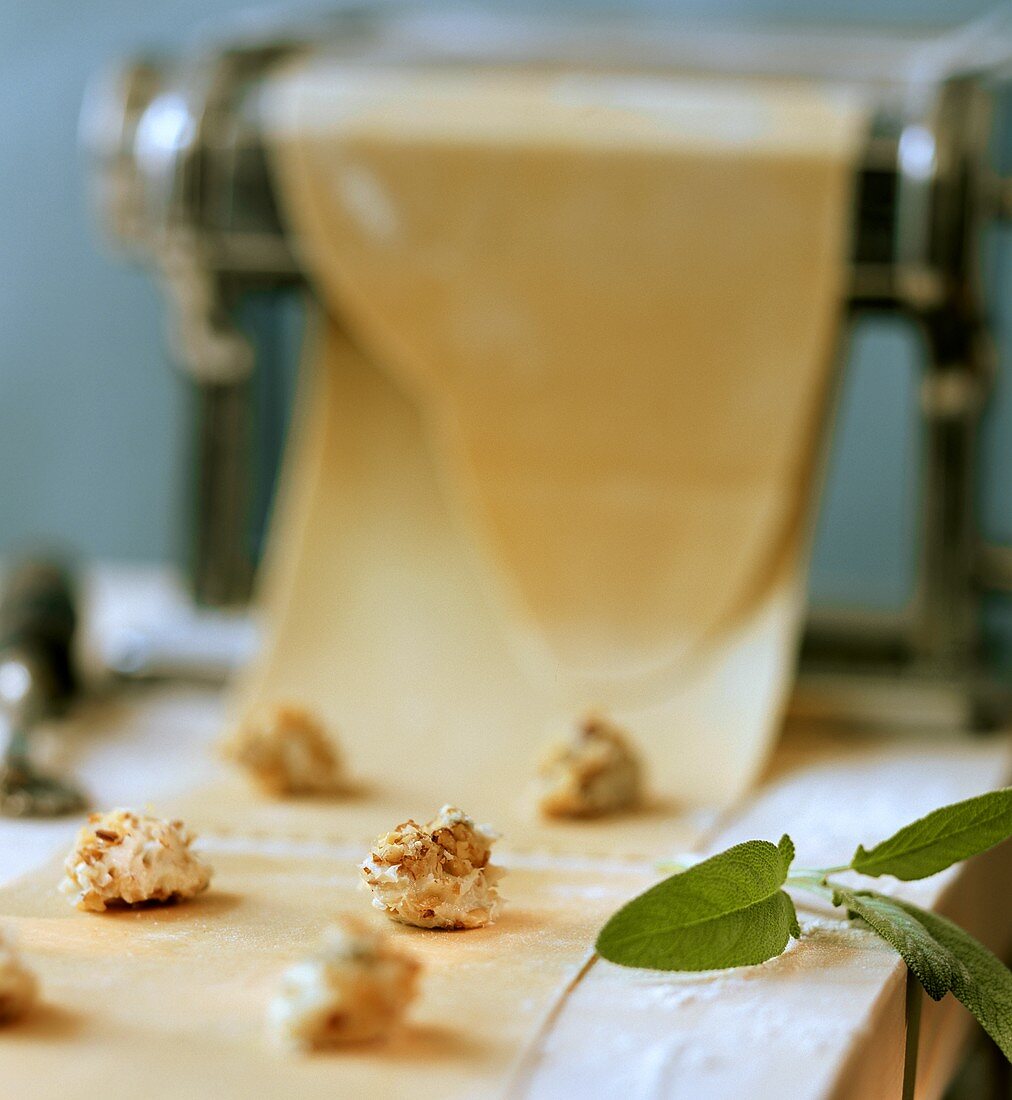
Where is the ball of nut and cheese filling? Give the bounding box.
[221,703,346,797]
[60,808,212,912]
[0,928,37,1024]
[361,805,503,929]
[537,714,643,819]
[269,917,420,1048]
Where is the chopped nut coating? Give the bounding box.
[60,808,212,912]
[0,929,37,1024]
[269,917,420,1048]
[222,704,346,797]
[362,805,503,929]
[537,714,642,819]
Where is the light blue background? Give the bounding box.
[0,1,1009,643]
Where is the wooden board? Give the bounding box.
[0,678,1008,1099]
[516,727,1012,1100]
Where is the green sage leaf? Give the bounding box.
[596,835,799,971]
[894,900,1012,1061]
[850,788,1012,881]
[833,888,954,1001]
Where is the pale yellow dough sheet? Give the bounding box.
[241,62,866,814]
[0,846,653,1099]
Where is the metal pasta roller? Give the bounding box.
[81,6,1012,726]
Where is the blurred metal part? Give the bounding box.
[80,8,1012,723]
[80,57,167,255]
[976,543,1012,595]
[0,563,88,817]
[81,39,306,608]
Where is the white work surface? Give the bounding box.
[0,569,1009,1100]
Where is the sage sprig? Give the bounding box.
[596,836,799,971]
[595,787,1012,1061]
[849,788,1012,880]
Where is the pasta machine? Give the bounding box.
[81,5,1012,725]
